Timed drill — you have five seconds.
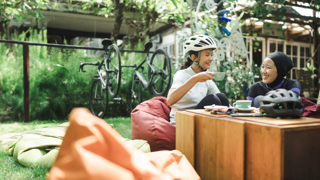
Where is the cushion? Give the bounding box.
[301,97,320,119]
[48,108,200,180]
[131,96,176,151]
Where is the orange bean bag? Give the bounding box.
[47,108,199,180]
[131,96,176,152]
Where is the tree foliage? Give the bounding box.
[81,0,188,43]
[0,0,48,24]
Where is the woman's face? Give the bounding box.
[196,49,213,69]
[261,58,277,84]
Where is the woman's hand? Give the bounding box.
[167,72,215,106]
[194,72,214,82]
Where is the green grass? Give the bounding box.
[106,117,132,139]
[0,117,131,180]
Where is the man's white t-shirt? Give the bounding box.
[169,67,220,125]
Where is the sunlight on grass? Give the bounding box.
[0,117,132,179]
[0,120,67,136]
[0,117,131,138]
[0,152,50,180]
[104,117,131,139]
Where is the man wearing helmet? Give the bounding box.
[167,35,229,125]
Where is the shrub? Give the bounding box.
[0,29,158,121]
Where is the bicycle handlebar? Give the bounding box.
[79,62,100,72]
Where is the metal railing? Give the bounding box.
[0,39,151,122]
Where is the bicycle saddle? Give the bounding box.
[143,41,153,52]
[102,38,112,48]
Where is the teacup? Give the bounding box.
[213,72,226,81]
[233,100,252,109]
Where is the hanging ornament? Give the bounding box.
[213,38,220,48]
[225,80,230,93]
[230,31,242,50]
[215,27,223,39]
[240,46,247,58]
[216,49,225,60]
[182,0,188,7]
[212,49,217,59]
[219,37,231,52]
[230,19,240,32]
[219,16,231,23]
[205,0,216,10]
[204,29,208,35]
[218,10,229,15]
[221,26,231,36]
[234,48,241,56]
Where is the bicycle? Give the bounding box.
[80,39,172,117]
[122,41,172,111]
[79,38,122,118]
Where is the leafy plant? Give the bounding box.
[304,62,317,80]
[0,0,46,24]
[0,29,96,121]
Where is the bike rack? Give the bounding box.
[0,39,154,122]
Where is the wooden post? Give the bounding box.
[23,44,30,122]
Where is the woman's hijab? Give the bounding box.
[266,51,294,88]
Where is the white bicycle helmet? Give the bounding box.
[183,35,216,55]
[183,35,216,71]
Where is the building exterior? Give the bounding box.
[3,1,319,99]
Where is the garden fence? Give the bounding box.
[0,39,150,122]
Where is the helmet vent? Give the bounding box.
[280,93,285,97]
[199,40,210,46]
[270,95,277,98]
[186,43,190,45]
[206,38,214,44]
[287,102,294,109]
[262,101,271,105]
[273,103,285,110]
[190,38,197,40]
[194,45,202,47]
[294,103,303,109]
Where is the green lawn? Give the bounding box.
[0,117,131,180]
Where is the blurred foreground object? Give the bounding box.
[47,108,199,180]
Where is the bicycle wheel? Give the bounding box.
[89,78,108,118]
[148,48,172,96]
[129,74,143,112]
[105,44,121,98]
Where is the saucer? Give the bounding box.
[237,107,256,112]
[204,105,229,111]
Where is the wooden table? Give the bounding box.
[176,110,320,180]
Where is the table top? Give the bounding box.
[185,109,320,126]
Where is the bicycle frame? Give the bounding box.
[122,52,156,90]
[80,47,114,88]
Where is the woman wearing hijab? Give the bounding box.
[248,51,301,108]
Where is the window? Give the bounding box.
[245,36,266,67]
[267,38,313,79]
[169,44,174,58]
[178,42,183,58]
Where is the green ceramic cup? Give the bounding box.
[213,72,226,81]
[233,100,252,109]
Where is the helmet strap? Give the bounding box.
[196,53,207,72]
